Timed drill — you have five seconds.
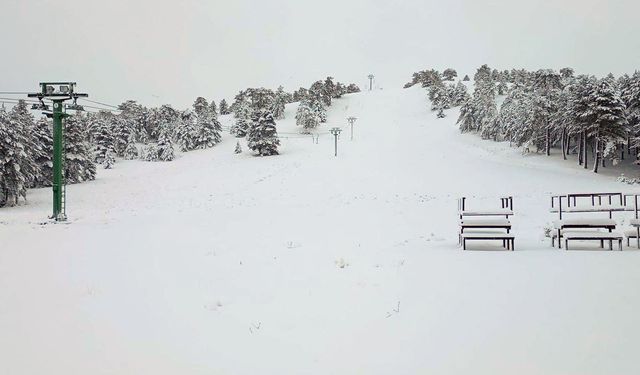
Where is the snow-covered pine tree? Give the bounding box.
[123,135,139,160]
[103,149,115,169]
[323,77,336,105]
[0,108,27,206]
[118,100,146,143]
[589,76,627,172]
[32,118,53,187]
[219,99,230,115]
[457,98,476,133]
[193,97,209,118]
[293,87,309,102]
[64,113,96,184]
[111,115,134,157]
[141,144,159,161]
[157,131,175,161]
[621,71,640,153]
[310,97,327,123]
[271,86,287,120]
[209,99,218,117]
[443,68,458,81]
[463,75,470,81]
[174,110,199,151]
[346,83,360,93]
[450,81,470,107]
[334,82,346,98]
[295,100,319,133]
[247,111,280,156]
[92,114,116,165]
[234,141,242,154]
[560,67,575,80]
[231,98,251,138]
[10,100,38,188]
[195,114,222,149]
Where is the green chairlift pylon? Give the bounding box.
[28,82,88,221]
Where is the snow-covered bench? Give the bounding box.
[460,218,511,233]
[461,232,515,251]
[460,231,515,251]
[562,231,623,251]
[551,218,616,248]
[458,196,513,219]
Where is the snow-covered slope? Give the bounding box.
[1,87,639,375]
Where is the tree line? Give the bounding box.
[1,77,361,207]
[409,65,640,173]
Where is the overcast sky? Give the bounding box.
[1,0,639,109]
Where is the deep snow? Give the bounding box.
[1,87,639,374]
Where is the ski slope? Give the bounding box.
[1,87,639,375]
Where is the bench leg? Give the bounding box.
[600,239,604,248]
[463,239,466,250]
[565,239,569,250]
[506,239,510,250]
[558,229,562,249]
[609,239,613,251]
[637,228,639,249]
[619,239,623,251]
[511,239,514,251]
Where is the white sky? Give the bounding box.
[1,0,639,109]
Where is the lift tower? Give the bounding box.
[28,82,88,221]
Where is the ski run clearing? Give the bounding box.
[1,87,639,375]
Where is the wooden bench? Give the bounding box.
[461,232,515,251]
[563,231,623,251]
[552,218,616,248]
[623,228,640,247]
[460,218,511,233]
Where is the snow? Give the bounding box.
[1,87,640,374]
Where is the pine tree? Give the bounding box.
[92,115,116,164]
[247,111,280,156]
[209,99,218,117]
[310,98,327,123]
[463,75,470,81]
[219,99,230,115]
[32,118,53,187]
[271,86,287,120]
[111,115,134,157]
[64,113,96,184]
[0,109,27,206]
[174,111,198,151]
[234,141,242,154]
[457,99,476,132]
[123,135,139,160]
[443,68,458,81]
[231,99,251,138]
[589,77,627,172]
[118,100,146,143]
[195,115,222,149]
[10,100,38,188]
[157,131,175,161]
[103,149,115,169]
[295,100,319,133]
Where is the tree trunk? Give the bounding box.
[593,136,599,173]
[561,130,567,160]
[578,133,583,165]
[545,128,550,156]
[584,134,588,169]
